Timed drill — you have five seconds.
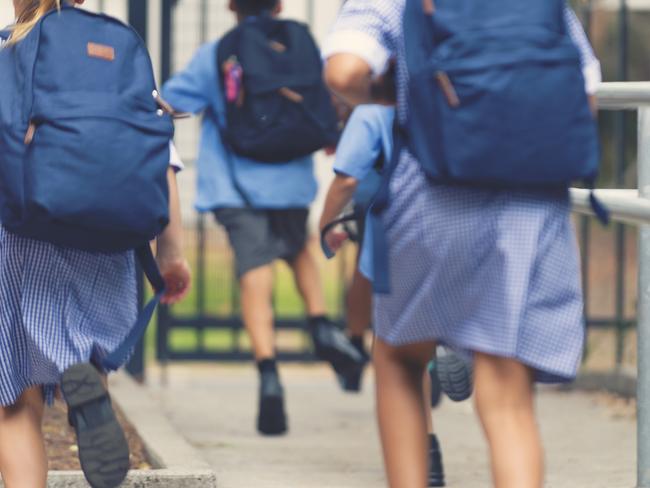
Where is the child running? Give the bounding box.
[0,2,191,487]
[162,0,363,437]
[321,103,446,486]
[323,1,601,487]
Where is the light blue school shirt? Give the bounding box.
[162,41,318,211]
[334,105,394,206]
[333,105,395,280]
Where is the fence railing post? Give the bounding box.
[637,106,650,487]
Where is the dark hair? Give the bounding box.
[234,0,279,16]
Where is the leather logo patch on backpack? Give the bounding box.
[87,42,115,62]
[269,40,287,53]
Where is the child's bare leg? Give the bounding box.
[240,265,276,360]
[423,369,434,434]
[346,268,373,337]
[290,245,327,316]
[0,387,47,488]
[374,338,436,488]
[474,353,543,488]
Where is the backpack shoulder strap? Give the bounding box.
[101,245,166,371]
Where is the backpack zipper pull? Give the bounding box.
[436,72,460,108]
[24,122,36,145]
[152,90,190,119]
[423,0,436,15]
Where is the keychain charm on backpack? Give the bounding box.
[223,56,244,107]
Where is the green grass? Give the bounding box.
[143,230,356,359]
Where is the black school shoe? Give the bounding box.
[257,370,288,436]
[61,363,130,488]
[309,318,366,381]
[428,434,446,487]
[336,338,370,393]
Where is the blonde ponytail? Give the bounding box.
[7,0,62,45]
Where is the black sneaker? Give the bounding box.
[336,340,370,393]
[436,347,473,402]
[309,318,366,377]
[428,434,446,487]
[61,363,129,488]
[257,370,288,436]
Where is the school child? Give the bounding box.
[162,0,364,437]
[323,1,601,487]
[322,104,448,485]
[0,2,191,487]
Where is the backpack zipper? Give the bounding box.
[435,72,460,108]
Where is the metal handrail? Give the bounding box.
[571,83,650,226]
[571,188,650,226]
[571,81,650,488]
[597,82,650,110]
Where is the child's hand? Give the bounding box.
[324,230,349,255]
[157,254,191,305]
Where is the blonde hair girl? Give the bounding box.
[0,2,191,488]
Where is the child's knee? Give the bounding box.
[1,388,44,421]
[474,353,535,412]
[374,339,435,375]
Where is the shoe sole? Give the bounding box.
[257,395,287,436]
[437,353,473,402]
[61,364,130,488]
[315,342,365,376]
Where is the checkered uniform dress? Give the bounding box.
[324,0,601,383]
[0,230,137,406]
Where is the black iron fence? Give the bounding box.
[127,0,647,377]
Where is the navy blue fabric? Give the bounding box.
[217,17,339,162]
[0,7,173,253]
[0,9,171,371]
[102,245,164,371]
[402,0,600,187]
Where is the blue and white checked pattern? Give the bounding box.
[0,228,137,406]
[325,0,594,383]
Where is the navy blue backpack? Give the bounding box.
[0,7,174,370]
[402,0,600,189]
[217,16,339,163]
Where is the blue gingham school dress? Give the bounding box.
[324,0,601,383]
[0,229,137,406]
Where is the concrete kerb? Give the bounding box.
[578,369,637,398]
[561,369,637,399]
[37,371,217,488]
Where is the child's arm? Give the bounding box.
[162,43,216,115]
[319,173,359,254]
[156,167,191,304]
[325,55,396,108]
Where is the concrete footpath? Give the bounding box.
[146,364,635,488]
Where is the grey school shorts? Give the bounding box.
[214,208,309,278]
